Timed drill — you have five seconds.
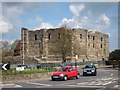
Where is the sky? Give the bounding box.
[0,2,118,52]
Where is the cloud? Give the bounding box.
[69,4,84,16]
[57,4,111,33]
[35,22,54,30]
[0,16,13,33]
[96,14,110,25]
[2,2,43,42]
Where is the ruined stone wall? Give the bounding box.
[67,28,109,61]
[71,28,87,61]
[20,27,109,62]
[47,28,72,61]
[28,30,43,57]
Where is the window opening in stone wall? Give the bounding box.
[58,33,61,39]
[104,49,105,53]
[48,34,51,40]
[88,35,90,39]
[93,43,94,48]
[80,34,82,39]
[88,43,90,47]
[101,37,103,41]
[35,35,37,40]
[101,44,102,48]
[93,36,95,40]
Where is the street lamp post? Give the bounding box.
[22,30,24,65]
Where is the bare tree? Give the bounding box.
[55,27,72,63]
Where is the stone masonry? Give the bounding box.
[20,27,109,62]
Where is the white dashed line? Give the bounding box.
[102,81,112,85]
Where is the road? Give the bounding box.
[1,67,120,90]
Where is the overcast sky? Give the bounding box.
[1,2,118,51]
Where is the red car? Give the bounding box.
[51,66,80,81]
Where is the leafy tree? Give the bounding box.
[109,49,120,60]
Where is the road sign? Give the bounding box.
[2,63,10,70]
[75,55,78,60]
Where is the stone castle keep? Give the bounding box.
[20,27,109,62]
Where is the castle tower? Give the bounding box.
[21,27,29,56]
[103,34,109,61]
[42,29,48,60]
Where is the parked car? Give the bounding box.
[51,66,80,81]
[17,64,30,69]
[82,64,97,76]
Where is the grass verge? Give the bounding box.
[1,68,57,75]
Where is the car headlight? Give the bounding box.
[84,70,87,72]
[60,74,64,76]
[91,70,95,72]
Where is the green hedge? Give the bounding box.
[1,68,57,75]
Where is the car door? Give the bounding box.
[68,67,74,78]
[72,67,78,76]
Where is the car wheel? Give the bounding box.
[63,76,68,81]
[76,73,80,79]
[51,78,55,81]
[83,73,86,76]
[94,73,97,76]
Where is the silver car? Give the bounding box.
[82,64,97,76]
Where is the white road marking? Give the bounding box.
[70,77,118,87]
[66,85,106,88]
[94,81,103,86]
[89,77,118,82]
[112,78,119,81]
[26,82,52,86]
[111,73,113,76]
[101,78,113,81]
[102,81,112,85]
[2,84,22,88]
[114,85,120,88]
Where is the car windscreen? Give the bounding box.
[84,65,94,68]
[58,67,68,72]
